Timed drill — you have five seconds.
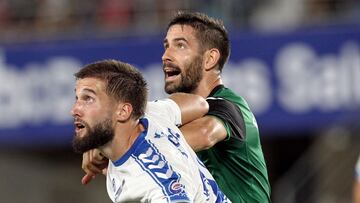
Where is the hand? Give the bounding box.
[81,149,109,185]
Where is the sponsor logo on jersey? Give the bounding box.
[169,180,185,194]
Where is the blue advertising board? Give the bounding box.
[0,25,359,147]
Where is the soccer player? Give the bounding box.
[71,59,230,202]
[354,156,360,203]
[82,11,271,202]
[161,11,271,202]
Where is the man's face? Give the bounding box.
[162,24,204,94]
[71,78,115,153]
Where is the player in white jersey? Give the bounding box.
[106,99,229,202]
[71,59,230,202]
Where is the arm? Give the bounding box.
[168,93,209,125]
[180,115,227,152]
[354,180,360,203]
[181,97,246,152]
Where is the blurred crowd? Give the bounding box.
[0,0,359,42]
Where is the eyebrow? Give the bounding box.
[163,37,188,44]
[74,88,97,95]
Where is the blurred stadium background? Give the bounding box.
[0,0,360,202]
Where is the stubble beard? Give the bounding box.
[72,119,114,153]
[164,55,203,94]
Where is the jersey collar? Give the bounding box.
[112,118,149,166]
[208,84,224,97]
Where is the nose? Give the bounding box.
[162,48,172,64]
[70,102,81,117]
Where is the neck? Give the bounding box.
[99,119,144,162]
[192,71,223,98]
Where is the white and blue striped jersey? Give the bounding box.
[106,99,230,203]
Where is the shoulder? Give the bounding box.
[207,86,250,140]
[146,99,179,114]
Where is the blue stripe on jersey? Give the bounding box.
[199,170,229,203]
[197,159,229,203]
[209,178,229,203]
[132,139,190,203]
[112,118,149,166]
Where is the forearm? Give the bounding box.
[180,124,208,152]
[180,116,227,152]
[169,93,209,124]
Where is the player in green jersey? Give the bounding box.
[81,11,271,203]
[161,11,271,202]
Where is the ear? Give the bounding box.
[203,48,220,71]
[115,102,133,122]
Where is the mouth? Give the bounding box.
[165,69,181,77]
[163,65,181,82]
[74,121,86,135]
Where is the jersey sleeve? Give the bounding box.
[206,97,246,140]
[146,99,182,126]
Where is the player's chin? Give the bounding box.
[164,83,179,94]
[75,128,87,139]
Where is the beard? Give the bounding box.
[164,55,203,94]
[72,119,114,154]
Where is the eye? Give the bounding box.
[83,95,94,104]
[163,43,169,50]
[176,42,185,49]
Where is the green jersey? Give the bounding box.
[197,85,271,203]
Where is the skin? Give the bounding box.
[81,24,227,184]
[354,180,360,203]
[72,77,144,163]
[162,24,227,151]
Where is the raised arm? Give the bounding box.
[180,97,246,152]
[180,115,227,152]
[168,93,209,125]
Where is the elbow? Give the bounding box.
[197,97,209,116]
[186,96,208,124]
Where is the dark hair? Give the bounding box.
[167,11,230,71]
[74,59,148,119]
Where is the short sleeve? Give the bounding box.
[146,99,182,126]
[206,97,246,140]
